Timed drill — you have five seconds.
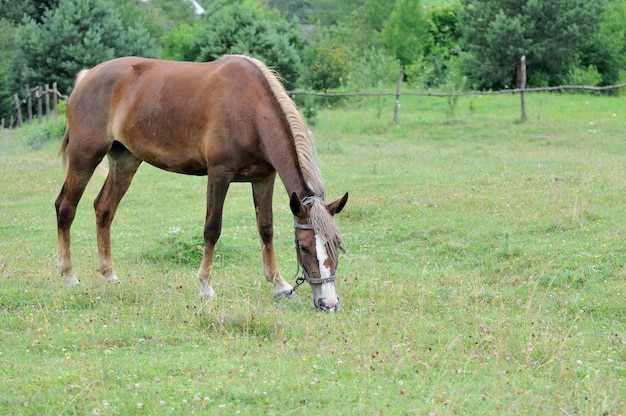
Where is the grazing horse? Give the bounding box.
[55,55,348,311]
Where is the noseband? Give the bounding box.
[288,217,337,296]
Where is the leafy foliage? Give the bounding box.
[420,2,462,86]
[2,0,626,123]
[584,0,626,87]
[268,0,365,26]
[0,18,15,119]
[381,0,429,68]
[0,0,59,24]
[296,2,402,94]
[301,27,351,91]
[349,48,401,90]
[163,0,302,89]
[111,0,191,41]
[459,0,604,89]
[12,0,158,94]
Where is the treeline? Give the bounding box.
[1,0,625,120]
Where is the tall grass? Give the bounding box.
[0,92,625,415]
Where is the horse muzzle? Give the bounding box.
[314,296,340,312]
[311,280,340,312]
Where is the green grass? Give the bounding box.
[1,92,625,415]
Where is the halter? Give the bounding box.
[293,219,337,283]
[287,197,338,296]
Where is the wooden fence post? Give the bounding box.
[25,85,33,123]
[36,86,43,123]
[520,56,527,122]
[394,68,404,126]
[53,82,59,123]
[13,94,23,127]
[45,83,51,121]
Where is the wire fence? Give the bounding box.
[288,65,626,125]
[289,83,626,97]
[4,75,625,129]
[288,82,626,125]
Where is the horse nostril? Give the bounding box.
[317,298,339,312]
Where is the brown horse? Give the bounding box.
[55,55,348,311]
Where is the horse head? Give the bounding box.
[290,192,348,311]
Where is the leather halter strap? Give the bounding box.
[290,209,337,293]
[293,219,314,230]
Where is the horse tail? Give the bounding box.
[74,69,90,87]
[235,55,326,199]
[59,128,70,167]
[59,68,90,167]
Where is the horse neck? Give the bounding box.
[272,148,311,201]
[258,119,323,202]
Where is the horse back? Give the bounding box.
[67,56,284,176]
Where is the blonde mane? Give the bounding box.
[235,55,343,260]
[235,55,326,199]
[309,196,343,264]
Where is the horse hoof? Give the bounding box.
[63,275,80,287]
[105,273,121,284]
[199,287,216,301]
[275,289,298,300]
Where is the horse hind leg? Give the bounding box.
[94,142,141,283]
[56,180,88,286]
[252,175,295,299]
[55,136,109,286]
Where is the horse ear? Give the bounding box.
[327,192,348,216]
[290,192,302,217]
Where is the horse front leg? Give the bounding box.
[252,175,295,298]
[198,173,231,300]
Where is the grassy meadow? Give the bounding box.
[1,91,625,415]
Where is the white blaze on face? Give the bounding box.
[315,234,332,279]
[315,234,338,308]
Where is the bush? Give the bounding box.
[566,65,603,87]
[162,1,303,90]
[348,48,401,90]
[27,120,66,149]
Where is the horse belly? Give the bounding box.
[122,134,209,175]
[114,99,213,175]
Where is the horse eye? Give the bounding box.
[299,245,310,254]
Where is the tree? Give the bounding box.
[459,0,604,89]
[0,18,16,119]
[267,0,365,26]
[381,0,429,68]
[409,2,462,87]
[12,0,157,94]
[161,24,201,61]
[163,1,303,89]
[0,0,59,24]
[585,0,626,87]
[301,27,351,91]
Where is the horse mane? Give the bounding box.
[233,55,326,200]
[309,196,343,264]
[233,55,343,260]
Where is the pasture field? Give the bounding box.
[1,92,625,415]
